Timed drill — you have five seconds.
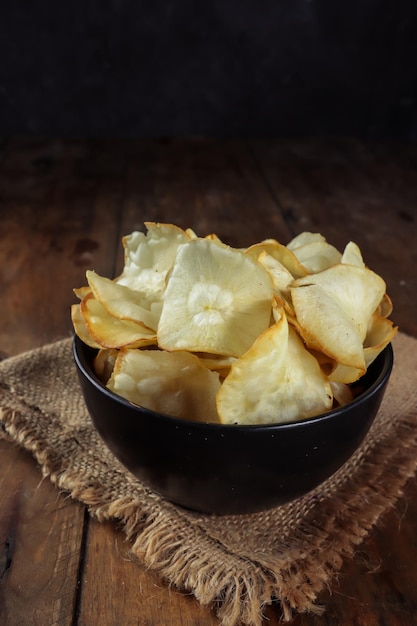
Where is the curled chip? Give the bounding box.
[341,241,365,267]
[287,232,342,272]
[71,303,101,349]
[245,239,309,279]
[81,292,156,349]
[364,314,398,367]
[256,251,294,297]
[94,348,118,383]
[216,312,333,425]
[107,348,221,422]
[291,263,386,377]
[116,222,191,296]
[86,269,160,331]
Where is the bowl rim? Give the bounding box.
[73,335,394,432]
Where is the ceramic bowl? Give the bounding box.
[73,336,393,515]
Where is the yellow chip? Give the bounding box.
[378,292,394,319]
[216,313,333,425]
[364,314,398,367]
[157,238,273,357]
[341,241,365,267]
[116,222,191,295]
[86,270,160,331]
[196,353,237,379]
[286,231,343,272]
[71,303,101,349]
[107,348,221,422]
[291,263,386,370]
[245,239,309,279]
[329,381,354,407]
[286,231,327,250]
[289,241,342,273]
[73,285,91,300]
[81,293,157,349]
[327,361,366,384]
[205,232,226,245]
[291,284,366,373]
[94,348,118,383]
[256,250,294,297]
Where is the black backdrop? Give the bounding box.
[1,0,417,139]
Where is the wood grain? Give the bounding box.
[0,440,85,626]
[76,518,224,626]
[0,138,125,356]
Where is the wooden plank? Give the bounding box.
[0,138,128,625]
[77,518,224,626]
[0,439,85,626]
[249,138,417,336]
[288,481,417,626]
[0,138,127,356]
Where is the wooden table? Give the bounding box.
[1,137,416,625]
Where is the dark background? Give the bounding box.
[1,0,417,139]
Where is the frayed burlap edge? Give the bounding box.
[1,333,417,625]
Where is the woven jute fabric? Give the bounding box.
[0,333,417,625]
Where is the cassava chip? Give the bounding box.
[288,240,342,272]
[216,313,333,425]
[196,353,237,379]
[116,222,191,296]
[73,285,91,300]
[257,251,294,297]
[81,293,157,349]
[287,231,326,250]
[107,349,221,422]
[327,361,366,384]
[245,239,309,279]
[86,270,160,331]
[71,303,101,349]
[94,348,118,383]
[291,263,386,370]
[364,314,398,367]
[378,293,394,319]
[291,284,366,373]
[157,238,273,357]
[341,241,365,267]
[329,381,354,407]
[287,233,342,272]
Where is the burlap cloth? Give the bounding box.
[0,332,416,625]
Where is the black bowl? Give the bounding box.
[73,336,393,515]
